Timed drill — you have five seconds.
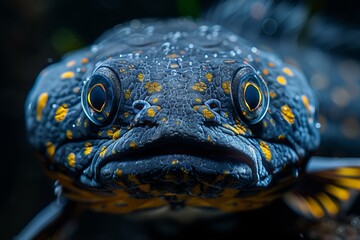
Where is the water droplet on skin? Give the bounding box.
[235,47,242,55]
[130,19,141,29]
[188,44,194,48]
[204,55,208,59]
[91,45,99,53]
[251,47,258,53]
[229,35,237,42]
[52,104,57,108]
[72,124,76,128]
[292,168,299,178]
[315,122,321,128]
[230,51,236,57]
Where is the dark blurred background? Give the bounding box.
[1,0,360,239]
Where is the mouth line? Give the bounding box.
[121,142,247,162]
[92,138,264,186]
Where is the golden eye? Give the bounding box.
[231,66,269,124]
[88,83,106,112]
[244,82,262,112]
[81,67,121,125]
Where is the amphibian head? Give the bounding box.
[25,18,320,213]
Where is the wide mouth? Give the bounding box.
[88,137,271,196]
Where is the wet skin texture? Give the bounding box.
[25,18,320,213]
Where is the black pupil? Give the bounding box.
[245,84,260,111]
[89,84,106,111]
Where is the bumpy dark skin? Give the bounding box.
[25,18,320,213]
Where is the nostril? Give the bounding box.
[205,99,221,112]
[132,100,150,113]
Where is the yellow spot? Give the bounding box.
[152,98,159,103]
[73,87,80,93]
[100,146,107,157]
[276,75,287,85]
[66,130,73,139]
[46,142,55,158]
[124,112,129,118]
[176,121,180,125]
[36,92,48,121]
[259,141,272,161]
[156,106,161,111]
[202,108,214,119]
[145,82,162,93]
[262,69,269,75]
[137,73,144,82]
[193,106,200,111]
[235,121,247,135]
[224,59,235,63]
[223,124,245,135]
[221,81,230,94]
[161,118,166,122]
[67,153,76,167]
[277,134,285,140]
[166,53,179,58]
[84,142,92,156]
[282,67,294,77]
[268,62,275,67]
[130,141,137,148]
[224,112,229,118]
[113,129,121,140]
[207,135,213,142]
[115,169,123,177]
[105,130,113,138]
[84,120,88,128]
[66,60,76,67]
[170,63,180,68]
[55,104,68,122]
[281,105,295,124]
[172,160,179,165]
[192,82,207,92]
[205,73,213,82]
[60,71,75,79]
[124,89,131,100]
[269,91,276,98]
[301,95,311,113]
[195,98,201,103]
[81,58,89,64]
[147,108,155,117]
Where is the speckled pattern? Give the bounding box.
[25,18,319,213]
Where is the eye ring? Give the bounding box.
[81,67,121,125]
[231,66,269,124]
[244,82,262,112]
[87,83,107,113]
